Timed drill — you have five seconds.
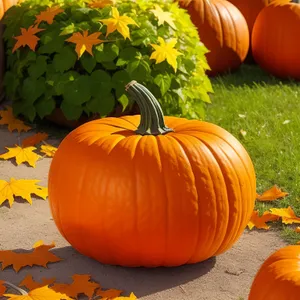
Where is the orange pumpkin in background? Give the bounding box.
[48,81,256,267]
[0,0,18,19]
[248,245,300,299]
[178,0,249,76]
[252,1,300,80]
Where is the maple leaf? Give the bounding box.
[99,7,138,40]
[256,185,289,201]
[22,133,49,148]
[0,106,31,133]
[40,144,57,157]
[51,274,100,299]
[115,292,137,299]
[66,30,104,58]
[0,280,6,296]
[35,6,64,25]
[150,37,183,72]
[89,0,116,8]
[0,145,40,167]
[150,4,176,29]
[96,288,123,299]
[0,177,48,207]
[0,242,61,272]
[19,275,56,291]
[247,210,280,230]
[4,285,70,300]
[269,206,300,224]
[12,25,44,53]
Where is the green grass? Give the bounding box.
[205,65,300,244]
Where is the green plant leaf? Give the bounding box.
[28,56,48,79]
[95,43,119,63]
[117,94,129,112]
[38,28,66,54]
[3,71,19,98]
[80,54,97,73]
[53,46,77,73]
[116,47,141,66]
[13,101,36,122]
[112,70,131,97]
[60,23,76,36]
[21,77,46,104]
[86,94,115,117]
[60,101,83,120]
[154,73,171,96]
[54,71,80,95]
[35,97,56,119]
[126,59,151,81]
[90,70,112,97]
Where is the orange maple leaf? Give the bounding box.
[22,132,49,147]
[35,6,64,25]
[269,206,300,224]
[256,185,289,201]
[12,25,44,53]
[0,280,6,296]
[247,210,280,230]
[0,106,31,132]
[0,241,62,272]
[96,288,123,299]
[65,30,104,58]
[19,275,56,291]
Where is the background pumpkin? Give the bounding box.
[252,0,300,80]
[178,0,249,76]
[48,81,256,267]
[0,0,18,19]
[248,245,300,299]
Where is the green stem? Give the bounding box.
[125,81,174,136]
[3,281,28,295]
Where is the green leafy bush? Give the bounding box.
[2,0,213,122]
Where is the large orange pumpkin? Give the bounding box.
[178,0,249,76]
[48,81,256,267]
[248,245,300,299]
[252,1,300,80]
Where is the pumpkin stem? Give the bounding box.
[125,81,174,136]
[3,281,28,295]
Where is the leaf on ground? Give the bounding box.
[4,285,71,300]
[115,292,137,299]
[40,144,57,157]
[269,206,300,224]
[19,275,56,291]
[0,106,31,133]
[239,129,247,137]
[257,185,289,201]
[0,280,6,296]
[150,4,176,29]
[35,6,64,25]
[247,210,280,230]
[0,177,48,207]
[0,242,62,272]
[51,274,100,299]
[22,133,49,147]
[295,227,300,233]
[0,145,40,167]
[89,0,116,8]
[96,288,123,299]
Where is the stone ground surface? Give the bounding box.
[0,124,287,300]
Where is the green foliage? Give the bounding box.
[3,0,212,122]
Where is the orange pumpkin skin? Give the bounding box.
[248,245,300,299]
[0,0,18,19]
[179,0,249,76]
[252,2,300,80]
[48,115,256,267]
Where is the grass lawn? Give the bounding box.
[206,64,300,244]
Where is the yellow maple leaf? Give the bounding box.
[150,37,183,72]
[99,7,138,40]
[256,185,289,201]
[150,4,176,29]
[115,292,137,299]
[40,144,57,157]
[35,6,64,25]
[0,178,48,207]
[0,106,31,133]
[0,145,40,167]
[270,206,300,224]
[247,210,280,230]
[89,0,115,8]
[66,30,104,58]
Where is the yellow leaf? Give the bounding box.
[256,185,289,201]
[19,275,56,291]
[99,7,138,40]
[150,5,176,29]
[22,132,48,147]
[115,292,137,299]
[150,37,183,72]
[247,210,280,230]
[269,206,300,224]
[89,0,115,8]
[35,6,64,25]
[0,177,48,207]
[0,145,40,167]
[40,144,57,157]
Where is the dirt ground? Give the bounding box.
[0,123,287,300]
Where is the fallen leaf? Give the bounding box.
[295,227,300,233]
[89,0,115,8]
[0,280,6,296]
[52,274,100,299]
[0,242,62,272]
[0,145,40,167]
[0,177,48,207]
[35,6,64,25]
[19,275,56,291]
[66,30,104,58]
[22,133,49,147]
[0,106,31,133]
[96,288,123,299]
[257,185,289,201]
[150,37,183,72]
[247,210,279,230]
[115,293,137,299]
[12,25,44,53]
[100,7,138,40]
[270,206,300,224]
[4,285,70,300]
[150,4,176,29]
[32,240,45,248]
[40,144,57,157]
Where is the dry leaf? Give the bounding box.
[0,177,48,207]
[89,0,115,8]
[295,227,300,233]
[19,275,56,291]
[240,129,247,137]
[96,288,123,299]
[22,133,48,147]
[150,4,176,29]
[100,7,138,40]
[0,242,62,272]
[40,144,57,157]
[269,206,300,224]
[0,145,40,167]
[247,210,280,230]
[257,185,289,201]
[4,285,70,300]
[51,274,100,299]
[115,293,137,299]
[35,6,64,25]
[12,25,44,53]
[0,280,6,296]
[0,106,31,133]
